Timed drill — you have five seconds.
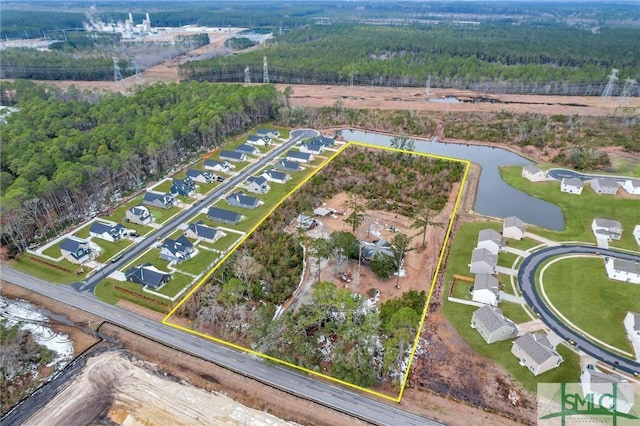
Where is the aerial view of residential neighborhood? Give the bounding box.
[1,1,640,425]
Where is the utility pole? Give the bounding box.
[133,57,142,85]
[601,68,619,99]
[425,74,431,99]
[244,66,251,84]
[113,57,123,90]
[620,78,637,107]
[263,56,269,84]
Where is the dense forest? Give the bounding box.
[181,23,639,95]
[177,145,462,387]
[0,81,280,252]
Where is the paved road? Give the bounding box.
[75,129,316,293]
[518,245,640,375]
[2,268,441,425]
[547,168,635,183]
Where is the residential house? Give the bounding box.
[256,128,280,139]
[299,141,324,155]
[634,225,640,247]
[622,179,640,195]
[89,221,126,243]
[605,257,640,284]
[511,333,563,376]
[360,239,394,261]
[477,229,502,255]
[186,169,214,184]
[469,248,498,275]
[623,312,640,347]
[472,274,500,306]
[60,237,92,264]
[580,366,634,414]
[246,135,268,146]
[160,236,195,264]
[126,205,152,225]
[246,176,270,194]
[125,263,171,289]
[310,135,335,148]
[591,177,619,195]
[285,150,313,163]
[226,191,260,209]
[592,218,623,241]
[235,143,259,156]
[185,221,226,244]
[219,150,246,162]
[522,165,547,182]
[471,306,518,344]
[561,177,584,195]
[503,216,525,240]
[314,207,336,217]
[143,192,176,209]
[203,159,233,173]
[262,169,291,184]
[170,177,196,197]
[207,207,242,225]
[295,214,318,231]
[275,160,303,172]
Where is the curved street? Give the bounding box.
[518,244,640,375]
[546,168,635,183]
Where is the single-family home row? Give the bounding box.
[246,176,270,194]
[561,177,583,195]
[126,205,153,225]
[227,191,260,209]
[592,218,623,241]
[605,257,640,285]
[471,274,500,306]
[125,263,171,289]
[591,178,619,195]
[160,236,194,264]
[470,247,498,275]
[143,192,176,209]
[262,169,291,184]
[60,237,93,264]
[624,312,640,353]
[503,216,525,240]
[207,206,242,226]
[256,128,280,139]
[204,159,234,173]
[89,221,126,243]
[170,176,196,197]
[285,150,313,163]
[521,165,547,182]
[580,365,634,414]
[471,306,517,344]
[185,221,226,244]
[511,332,563,376]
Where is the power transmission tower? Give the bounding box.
[620,78,637,106]
[263,56,269,84]
[425,74,431,99]
[244,66,251,84]
[133,57,142,85]
[601,68,618,99]
[113,57,123,89]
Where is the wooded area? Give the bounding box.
[0,81,280,252]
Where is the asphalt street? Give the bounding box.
[518,244,640,376]
[546,168,634,183]
[74,128,317,293]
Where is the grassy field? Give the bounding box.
[538,256,638,355]
[93,239,132,263]
[442,220,581,391]
[174,250,220,276]
[146,205,182,225]
[154,271,193,297]
[150,180,172,193]
[95,278,170,312]
[11,254,89,284]
[497,251,519,268]
[499,301,533,324]
[501,166,640,250]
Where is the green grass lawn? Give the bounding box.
[501,166,640,250]
[147,205,182,225]
[95,278,170,312]
[174,250,221,275]
[442,221,581,391]
[499,301,532,324]
[151,180,172,193]
[94,239,132,263]
[121,248,169,273]
[189,215,245,252]
[11,254,89,284]
[538,256,638,355]
[497,251,519,268]
[73,224,91,239]
[41,241,64,259]
[155,271,194,297]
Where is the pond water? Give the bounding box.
[341,130,564,230]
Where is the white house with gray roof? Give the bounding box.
[469,248,498,275]
[126,205,152,225]
[262,169,291,184]
[522,165,547,182]
[89,221,126,242]
[622,179,640,195]
[511,333,563,376]
[592,218,623,241]
[477,229,502,255]
[203,159,233,173]
[246,176,270,194]
[60,237,92,264]
[591,177,619,195]
[634,225,640,247]
[580,366,635,414]
[503,216,525,240]
[561,177,584,195]
[605,257,640,284]
[185,221,225,244]
[471,306,518,344]
[220,150,246,162]
[623,312,640,354]
[472,274,500,306]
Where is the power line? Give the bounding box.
[601,68,618,99]
[263,56,269,84]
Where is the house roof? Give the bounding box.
[276,160,302,170]
[60,237,88,253]
[256,127,277,135]
[473,306,516,333]
[143,192,174,204]
[311,135,334,146]
[125,263,171,289]
[173,177,195,190]
[611,258,640,275]
[478,229,502,246]
[227,191,259,208]
[187,221,219,241]
[90,221,124,235]
[513,333,559,365]
[471,248,498,267]
[236,143,257,153]
[247,176,268,186]
[204,159,227,168]
[247,135,265,142]
[504,216,525,231]
[593,177,619,190]
[473,274,499,294]
[207,206,242,224]
[264,170,288,181]
[129,205,149,217]
[582,368,634,404]
[186,169,211,178]
[562,177,583,188]
[162,236,193,256]
[593,218,622,229]
[524,165,542,174]
[361,239,394,259]
[624,178,640,189]
[301,141,323,151]
[286,150,312,160]
[626,312,640,331]
[220,150,245,160]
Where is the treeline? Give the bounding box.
[0,80,281,252]
[224,37,258,51]
[181,23,640,95]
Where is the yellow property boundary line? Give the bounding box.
[163,140,470,403]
